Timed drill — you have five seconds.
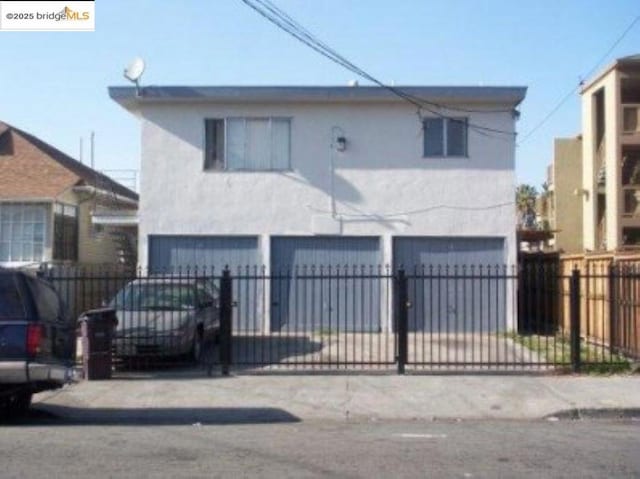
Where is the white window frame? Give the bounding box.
[204,117,292,172]
[0,202,48,263]
[423,117,468,158]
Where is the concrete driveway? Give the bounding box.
[217,332,548,372]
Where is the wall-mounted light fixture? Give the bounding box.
[329,126,346,218]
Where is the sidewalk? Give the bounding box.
[32,371,640,423]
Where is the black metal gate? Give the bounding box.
[214,265,563,373]
[213,265,631,374]
[215,266,397,372]
[41,263,634,375]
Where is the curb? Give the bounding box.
[545,408,640,421]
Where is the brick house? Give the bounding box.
[0,121,138,269]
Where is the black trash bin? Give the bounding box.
[78,308,118,380]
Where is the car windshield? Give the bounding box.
[0,275,26,320]
[110,283,197,311]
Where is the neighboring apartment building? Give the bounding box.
[0,121,138,269]
[110,85,525,331]
[581,54,640,251]
[543,136,584,253]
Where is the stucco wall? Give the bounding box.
[581,71,621,250]
[553,138,583,253]
[137,101,517,267]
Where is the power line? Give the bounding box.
[518,14,640,146]
[259,0,513,113]
[248,0,516,134]
[517,86,578,146]
[307,201,514,219]
[241,0,518,138]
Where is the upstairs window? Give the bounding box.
[204,117,291,171]
[53,203,78,261]
[423,117,468,157]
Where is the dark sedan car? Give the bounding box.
[0,269,75,414]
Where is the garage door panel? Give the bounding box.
[394,237,506,333]
[149,236,259,273]
[271,237,381,332]
[271,237,381,269]
[148,235,261,331]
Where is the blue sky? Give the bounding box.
[0,0,638,190]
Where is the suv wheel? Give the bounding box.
[7,391,32,416]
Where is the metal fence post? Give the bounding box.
[608,263,617,355]
[219,267,233,376]
[396,268,408,375]
[570,268,581,373]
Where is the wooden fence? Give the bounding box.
[559,253,640,359]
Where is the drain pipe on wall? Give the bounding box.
[330,126,346,219]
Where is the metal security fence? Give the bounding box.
[42,265,221,368]
[225,266,396,372]
[40,263,636,374]
[217,264,632,373]
[402,265,531,371]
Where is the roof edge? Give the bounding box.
[2,121,139,202]
[581,54,640,94]
[109,85,528,110]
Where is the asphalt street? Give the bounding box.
[0,409,638,478]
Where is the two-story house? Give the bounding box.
[110,85,525,269]
[110,85,525,332]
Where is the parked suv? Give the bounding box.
[0,269,76,414]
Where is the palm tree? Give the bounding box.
[516,184,538,229]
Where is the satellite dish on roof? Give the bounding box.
[124,57,145,82]
[123,57,145,95]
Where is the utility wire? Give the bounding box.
[307,201,514,218]
[241,0,518,138]
[518,14,640,146]
[249,0,516,133]
[259,0,513,114]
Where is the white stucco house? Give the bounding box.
[109,85,525,332]
[109,85,525,269]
